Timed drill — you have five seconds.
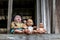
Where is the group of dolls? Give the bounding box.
[10,15,47,34]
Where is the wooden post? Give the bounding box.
[41,0,47,30]
[7,0,13,33]
[36,0,40,27]
[53,0,59,34]
[52,0,57,33]
[46,0,51,33]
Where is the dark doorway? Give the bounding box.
[12,0,36,25]
[0,0,8,33]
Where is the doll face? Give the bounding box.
[14,15,21,22]
[27,19,33,26]
[23,20,27,24]
[39,23,44,28]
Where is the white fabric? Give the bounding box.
[28,26,33,32]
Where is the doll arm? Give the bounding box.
[11,22,18,29]
[37,28,40,31]
[43,29,47,33]
[11,22,15,28]
[22,24,27,29]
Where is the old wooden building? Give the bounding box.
[0,0,59,34]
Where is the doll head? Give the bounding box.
[27,19,33,26]
[14,15,22,22]
[23,19,27,24]
[39,23,44,28]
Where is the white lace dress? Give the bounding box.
[28,26,33,32]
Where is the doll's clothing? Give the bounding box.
[10,28,23,33]
[28,26,33,32]
[11,22,23,28]
[10,22,24,33]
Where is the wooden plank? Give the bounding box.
[46,0,51,33]
[36,0,40,27]
[52,0,57,33]
[52,0,60,34]
[41,0,46,30]
[7,0,13,33]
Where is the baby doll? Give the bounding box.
[24,19,34,34]
[37,23,47,34]
[10,15,26,34]
[23,19,27,25]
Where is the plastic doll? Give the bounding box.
[37,23,47,34]
[10,15,26,34]
[24,19,34,34]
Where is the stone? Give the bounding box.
[0,34,60,40]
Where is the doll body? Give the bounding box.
[37,28,46,34]
[11,15,25,34]
[37,23,46,34]
[24,19,34,34]
[11,22,24,34]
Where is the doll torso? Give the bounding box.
[39,28,44,31]
[10,22,24,33]
[38,28,46,33]
[11,22,23,28]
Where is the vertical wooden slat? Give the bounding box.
[52,0,57,33]
[36,0,40,27]
[41,0,47,30]
[46,0,51,34]
[56,0,60,34]
[53,0,59,34]
[7,0,13,33]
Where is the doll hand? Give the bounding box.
[14,30,23,34]
[14,26,18,28]
[33,30,37,33]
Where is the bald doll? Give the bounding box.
[37,23,47,34]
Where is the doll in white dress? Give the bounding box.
[24,19,34,34]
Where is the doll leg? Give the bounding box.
[37,31,45,34]
[14,30,23,34]
[24,29,30,34]
[37,30,42,34]
[24,29,32,34]
[33,30,38,34]
[27,31,33,34]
